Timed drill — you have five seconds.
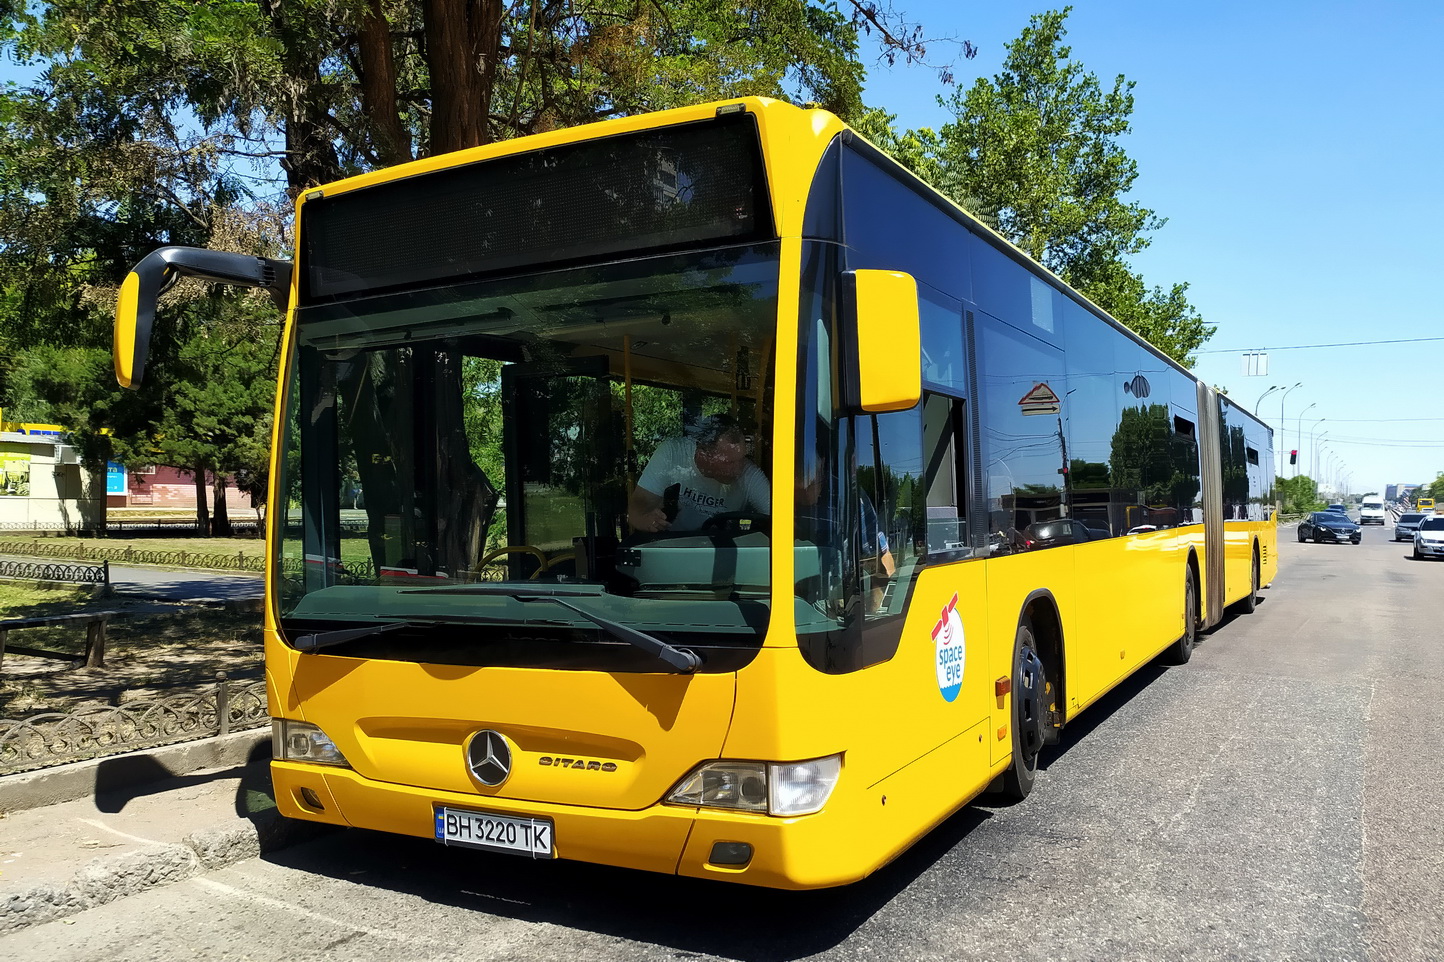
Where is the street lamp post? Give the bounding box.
[1294,402,1316,478]
[1255,384,1282,411]
[1305,416,1322,476]
[1279,382,1303,474]
[1311,429,1328,478]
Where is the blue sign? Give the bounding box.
[106,462,127,496]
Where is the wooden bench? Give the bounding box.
[0,606,176,670]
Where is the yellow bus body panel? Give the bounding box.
[267,633,737,811]
[113,271,142,389]
[264,97,1280,889]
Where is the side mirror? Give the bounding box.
[113,247,293,389]
[113,260,163,390]
[842,269,921,413]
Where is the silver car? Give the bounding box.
[1415,517,1444,560]
[1394,512,1426,541]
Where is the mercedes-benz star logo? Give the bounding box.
[466,729,512,787]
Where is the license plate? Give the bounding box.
[434,807,554,857]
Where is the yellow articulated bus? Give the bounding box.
[114,98,1276,889]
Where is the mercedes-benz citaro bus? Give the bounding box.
[113,98,1277,889]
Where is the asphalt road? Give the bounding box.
[4,520,1442,961]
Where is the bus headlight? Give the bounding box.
[668,754,841,816]
[272,719,350,767]
[769,755,842,816]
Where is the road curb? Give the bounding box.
[0,808,334,934]
[0,729,272,814]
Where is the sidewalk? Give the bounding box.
[0,732,327,933]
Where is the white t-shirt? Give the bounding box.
[636,437,771,529]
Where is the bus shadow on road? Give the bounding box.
[265,804,996,960]
[258,648,1218,957]
[257,624,1248,957]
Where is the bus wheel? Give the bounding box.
[1164,566,1199,665]
[999,622,1047,801]
[1232,552,1259,615]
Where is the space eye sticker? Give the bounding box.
[932,592,965,702]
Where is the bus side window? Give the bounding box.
[855,407,924,621]
[923,393,969,559]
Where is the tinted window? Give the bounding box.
[1061,298,1118,537]
[971,235,1060,343]
[840,145,970,299]
[1420,518,1444,530]
[976,312,1066,549]
[923,393,969,556]
[920,286,966,394]
[1399,514,1424,523]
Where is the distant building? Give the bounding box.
[2,417,254,528]
[109,463,253,512]
[0,422,104,530]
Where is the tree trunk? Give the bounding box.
[357,0,413,166]
[193,465,212,536]
[260,0,344,194]
[422,0,504,153]
[212,473,232,536]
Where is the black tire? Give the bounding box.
[1164,566,1200,664]
[1297,527,1307,542]
[998,622,1048,802]
[1414,545,1422,560]
[1232,553,1258,615]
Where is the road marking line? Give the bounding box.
[193,876,448,946]
[76,817,161,846]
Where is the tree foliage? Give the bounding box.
[863,8,1212,367]
[0,0,959,534]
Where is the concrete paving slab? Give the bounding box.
[0,755,329,933]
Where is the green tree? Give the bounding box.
[1,0,959,544]
[1276,474,1320,514]
[1421,473,1444,502]
[864,8,1211,366]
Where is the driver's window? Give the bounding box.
[855,408,924,619]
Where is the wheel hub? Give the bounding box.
[1015,646,1047,759]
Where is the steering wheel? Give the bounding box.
[701,512,771,535]
[476,544,549,580]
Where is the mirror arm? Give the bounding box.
[116,247,293,389]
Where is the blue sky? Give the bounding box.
[860,0,1444,495]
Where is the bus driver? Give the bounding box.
[627,414,771,533]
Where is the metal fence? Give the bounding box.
[0,539,262,572]
[0,672,268,776]
[0,558,109,585]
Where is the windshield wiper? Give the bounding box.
[398,583,701,673]
[517,595,701,673]
[292,621,415,653]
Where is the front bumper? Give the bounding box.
[1416,539,1444,558]
[272,761,860,889]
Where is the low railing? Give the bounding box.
[0,558,109,586]
[0,672,268,776]
[0,539,263,572]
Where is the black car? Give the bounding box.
[1299,511,1361,544]
[1021,518,1095,549]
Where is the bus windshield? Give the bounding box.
[275,242,779,668]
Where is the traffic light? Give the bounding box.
[1290,449,1298,465]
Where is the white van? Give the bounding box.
[1359,497,1387,525]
